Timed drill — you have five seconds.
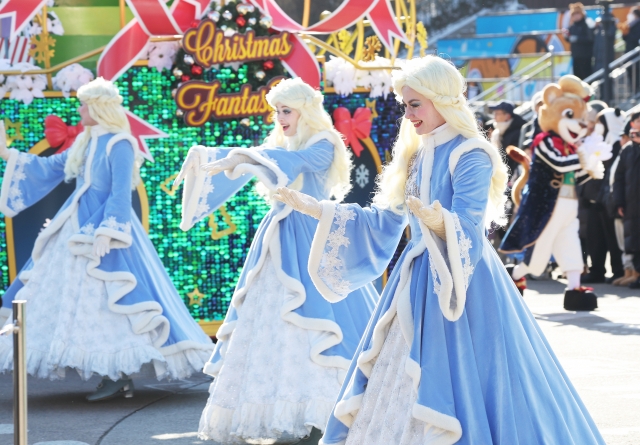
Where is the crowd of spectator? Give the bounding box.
[483,94,640,289]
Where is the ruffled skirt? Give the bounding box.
[199,254,341,444]
[0,218,206,381]
[345,317,448,445]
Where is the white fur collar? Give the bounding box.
[419,123,459,149]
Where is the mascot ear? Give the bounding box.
[615,107,622,117]
[543,84,562,106]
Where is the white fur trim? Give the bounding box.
[179,146,218,231]
[225,149,288,191]
[412,404,462,444]
[105,133,138,156]
[0,149,19,217]
[448,137,502,177]
[442,208,467,321]
[334,393,364,428]
[207,205,349,380]
[308,201,344,302]
[93,226,133,248]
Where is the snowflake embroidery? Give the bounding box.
[318,206,356,297]
[452,213,474,289]
[355,164,369,189]
[100,216,131,234]
[6,153,33,213]
[428,254,442,297]
[194,151,217,222]
[79,223,95,235]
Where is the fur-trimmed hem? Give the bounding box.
[412,404,462,444]
[204,207,350,381]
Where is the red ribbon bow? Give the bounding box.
[44,115,84,154]
[333,107,372,157]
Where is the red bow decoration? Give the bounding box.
[333,107,372,157]
[44,115,84,154]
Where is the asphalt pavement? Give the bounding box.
[0,277,639,445]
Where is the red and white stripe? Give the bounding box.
[0,37,34,64]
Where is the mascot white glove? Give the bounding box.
[93,235,111,258]
[273,187,322,220]
[406,197,446,240]
[173,148,201,189]
[201,153,255,176]
[577,133,610,180]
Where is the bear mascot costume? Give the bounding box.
[500,74,605,311]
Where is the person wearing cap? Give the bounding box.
[566,2,594,80]
[489,100,526,174]
[612,112,640,288]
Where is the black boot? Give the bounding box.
[563,287,598,311]
[294,427,323,444]
[505,264,526,296]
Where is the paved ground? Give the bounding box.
[0,277,639,445]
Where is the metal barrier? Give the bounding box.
[585,46,640,109]
[0,300,27,445]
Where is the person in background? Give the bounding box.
[577,100,609,274]
[624,7,640,92]
[579,107,626,284]
[566,2,594,80]
[613,111,640,288]
[489,100,526,174]
[610,118,635,285]
[593,17,605,72]
[520,91,544,152]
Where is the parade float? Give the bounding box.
[0,0,425,334]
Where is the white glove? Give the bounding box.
[0,120,9,161]
[93,235,111,258]
[577,150,605,180]
[173,148,201,189]
[273,187,322,220]
[201,153,254,176]
[406,197,446,240]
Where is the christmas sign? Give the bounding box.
[183,19,293,67]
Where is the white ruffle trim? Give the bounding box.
[0,330,211,382]
[199,398,334,444]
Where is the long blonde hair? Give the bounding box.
[264,77,353,201]
[64,77,141,187]
[373,56,508,225]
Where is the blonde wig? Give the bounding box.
[264,77,353,201]
[64,77,142,187]
[373,56,508,226]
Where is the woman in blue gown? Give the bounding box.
[275,56,605,444]
[0,78,214,401]
[173,78,378,444]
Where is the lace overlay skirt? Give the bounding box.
[345,317,448,445]
[199,254,341,444]
[0,218,164,380]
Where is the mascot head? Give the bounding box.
[538,74,591,145]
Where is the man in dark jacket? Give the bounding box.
[489,100,526,174]
[566,2,594,80]
[578,108,625,283]
[613,112,640,288]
